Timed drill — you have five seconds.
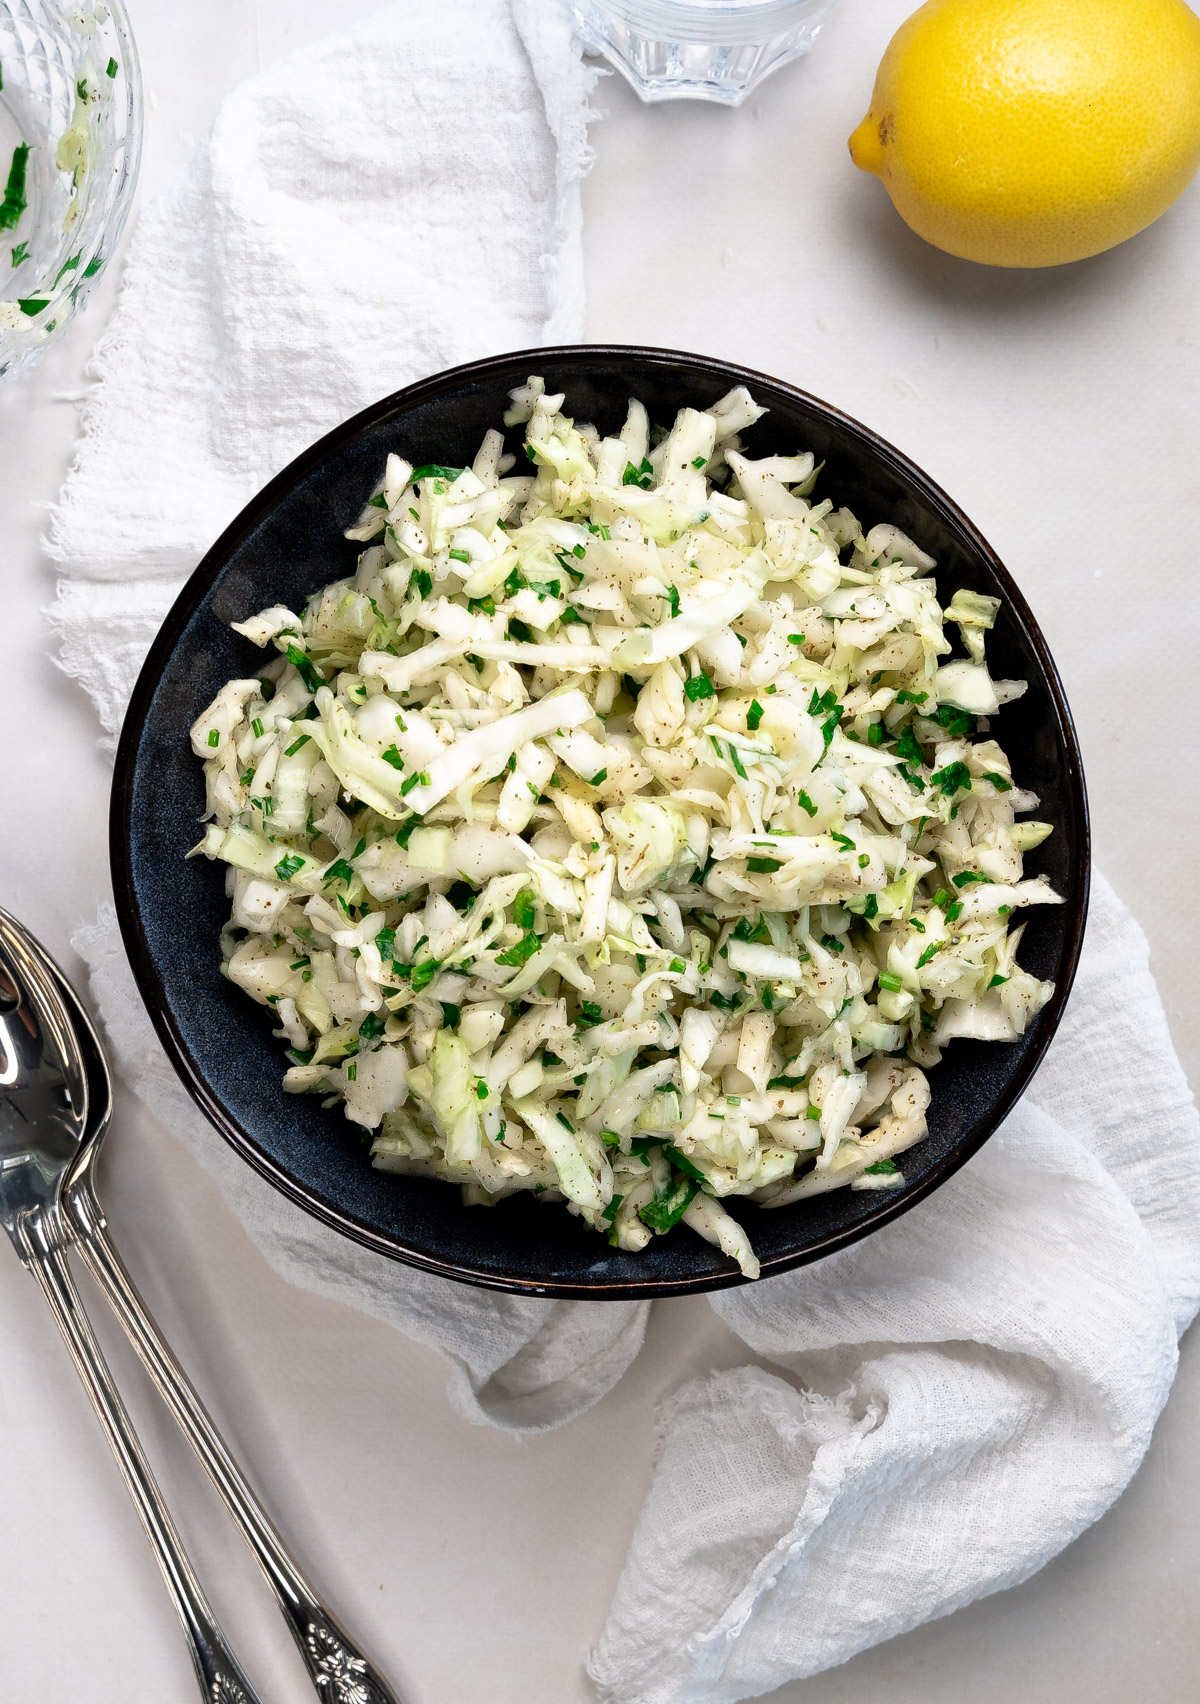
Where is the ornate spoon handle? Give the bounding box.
[68,1177,402,1704]
[18,1206,263,1704]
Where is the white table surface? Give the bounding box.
[3,3,1199,1700]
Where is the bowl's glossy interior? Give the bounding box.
[111,347,1089,1298]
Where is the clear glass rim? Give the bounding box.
[576,0,831,46]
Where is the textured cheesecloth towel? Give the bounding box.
[45,4,1200,1699]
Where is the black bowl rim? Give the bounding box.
[110,343,1091,1299]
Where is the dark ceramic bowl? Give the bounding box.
[111,346,1089,1298]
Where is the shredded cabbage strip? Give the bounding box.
[190,378,1061,1280]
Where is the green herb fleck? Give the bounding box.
[496,931,540,968]
[285,643,324,695]
[639,1173,699,1233]
[410,464,463,482]
[930,703,973,738]
[0,143,30,231]
[931,761,972,797]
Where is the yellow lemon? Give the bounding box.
[849,0,1200,267]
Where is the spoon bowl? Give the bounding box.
[0,912,88,1238]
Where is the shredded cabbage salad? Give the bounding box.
[190,376,1061,1280]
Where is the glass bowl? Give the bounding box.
[571,0,838,105]
[0,0,142,385]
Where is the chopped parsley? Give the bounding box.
[0,143,30,232]
[496,931,540,968]
[409,959,441,993]
[409,464,463,482]
[684,671,714,702]
[285,643,324,695]
[929,703,973,738]
[639,1173,699,1233]
[931,761,972,797]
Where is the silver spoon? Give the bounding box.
[0,906,403,1704]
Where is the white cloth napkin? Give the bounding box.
[46,6,1200,1700]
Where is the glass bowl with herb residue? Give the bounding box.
[0,0,141,385]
